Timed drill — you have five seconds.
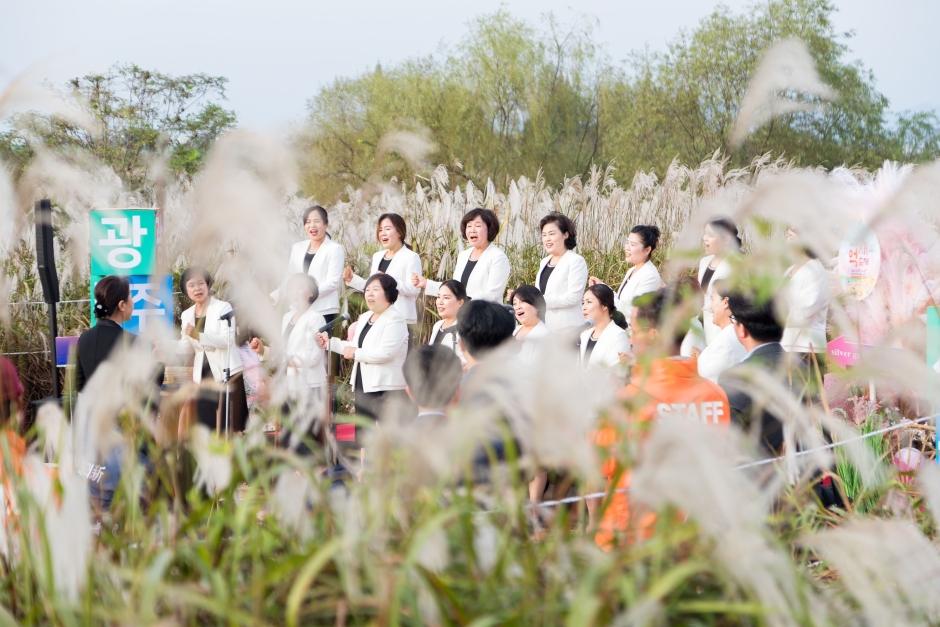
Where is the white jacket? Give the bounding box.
[613,262,663,321]
[272,238,345,315]
[513,321,551,364]
[781,259,830,353]
[177,297,244,383]
[426,243,510,303]
[269,307,327,389]
[697,323,746,383]
[347,247,423,323]
[428,319,464,363]
[330,308,408,393]
[534,250,588,329]
[698,255,734,345]
[579,322,630,382]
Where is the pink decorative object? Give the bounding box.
[894,447,924,485]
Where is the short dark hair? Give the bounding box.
[457,300,515,357]
[706,216,743,249]
[403,345,462,409]
[630,225,661,260]
[180,267,212,300]
[460,208,500,242]
[510,285,546,322]
[585,284,627,329]
[287,273,319,304]
[726,292,784,343]
[633,286,691,348]
[377,213,408,246]
[365,273,399,305]
[302,205,329,226]
[539,212,577,249]
[439,279,469,303]
[93,275,131,318]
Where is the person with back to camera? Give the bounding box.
[177,267,248,433]
[343,213,423,339]
[579,284,631,383]
[250,273,326,446]
[781,227,831,373]
[696,279,746,384]
[531,212,588,330]
[402,345,463,427]
[75,275,136,392]
[510,285,551,365]
[272,205,345,323]
[412,208,510,303]
[698,216,742,345]
[428,279,469,366]
[590,225,664,323]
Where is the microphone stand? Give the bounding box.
[223,316,234,440]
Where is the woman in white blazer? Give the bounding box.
[579,285,630,384]
[428,280,468,364]
[698,216,741,345]
[343,213,422,325]
[697,279,746,383]
[272,205,345,321]
[781,229,830,365]
[510,285,552,365]
[412,208,510,303]
[176,267,248,432]
[531,212,588,330]
[589,225,663,323]
[318,274,409,422]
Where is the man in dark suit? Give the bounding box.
[718,292,810,458]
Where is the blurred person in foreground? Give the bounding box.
[0,355,24,455]
[402,345,463,426]
[591,286,731,549]
[781,227,831,373]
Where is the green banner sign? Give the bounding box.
[89,209,157,276]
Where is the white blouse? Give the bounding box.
[697,323,746,384]
[513,321,551,364]
[613,262,663,321]
[781,259,830,353]
[534,251,588,329]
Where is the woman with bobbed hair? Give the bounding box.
[533,212,588,330]
[343,213,422,326]
[272,205,345,322]
[589,224,663,323]
[75,275,135,392]
[698,216,742,345]
[177,267,248,432]
[510,285,551,364]
[428,279,469,364]
[318,273,409,422]
[412,207,510,303]
[579,284,630,383]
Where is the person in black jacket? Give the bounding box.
[75,275,135,392]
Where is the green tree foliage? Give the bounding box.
[0,63,236,191]
[299,0,940,201]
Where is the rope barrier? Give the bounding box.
[525,415,938,511]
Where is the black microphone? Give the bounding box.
[318,312,350,333]
[219,308,237,321]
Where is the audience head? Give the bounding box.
[726,291,785,347]
[403,345,463,410]
[302,205,329,242]
[703,216,742,255]
[710,279,733,327]
[287,273,319,309]
[377,213,408,250]
[627,225,661,264]
[582,284,627,329]
[631,284,691,354]
[460,208,500,247]
[457,300,516,359]
[181,267,212,305]
[539,212,577,253]
[436,280,469,322]
[94,275,133,323]
[364,273,399,311]
[510,285,546,325]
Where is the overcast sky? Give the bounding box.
[2,0,938,133]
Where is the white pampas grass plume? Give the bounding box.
[473,518,498,574]
[273,469,317,543]
[731,38,836,147]
[35,401,73,471]
[376,128,436,170]
[190,425,233,497]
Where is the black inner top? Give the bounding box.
[378,256,392,273]
[434,324,458,345]
[583,337,599,366]
[701,266,716,293]
[460,259,478,287]
[618,270,631,300]
[354,319,375,392]
[539,264,556,294]
[303,252,316,274]
[195,315,213,379]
